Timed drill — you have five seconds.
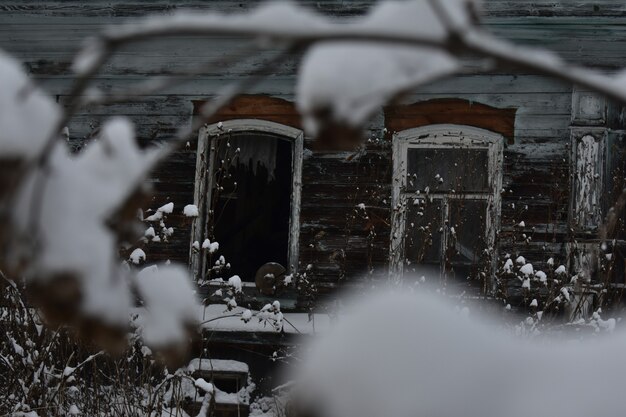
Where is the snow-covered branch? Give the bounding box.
[2,0,626,356]
[70,0,626,134]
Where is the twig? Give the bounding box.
[281,316,301,334]
[599,188,626,242]
[199,313,242,325]
[82,42,261,106]
[91,10,626,106]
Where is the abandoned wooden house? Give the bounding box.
[2,0,626,411]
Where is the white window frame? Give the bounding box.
[390,124,504,284]
[190,119,303,284]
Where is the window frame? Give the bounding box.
[190,119,304,284]
[569,128,607,234]
[390,124,504,285]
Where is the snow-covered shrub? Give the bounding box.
[0,278,206,416]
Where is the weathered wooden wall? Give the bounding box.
[1,0,625,303]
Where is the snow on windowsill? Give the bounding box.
[197,304,331,335]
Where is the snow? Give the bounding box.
[592,312,616,333]
[555,265,567,274]
[298,42,456,136]
[63,366,75,377]
[515,256,526,265]
[535,270,547,284]
[202,239,219,253]
[194,304,330,334]
[11,338,23,357]
[242,309,253,323]
[283,274,293,285]
[106,2,331,41]
[145,211,162,222]
[129,248,146,264]
[215,387,246,405]
[519,263,534,276]
[145,203,173,222]
[158,408,190,417]
[134,264,199,347]
[10,116,160,327]
[158,202,174,214]
[8,8,626,415]
[194,378,214,394]
[188,358,249,374]
[529,299,538,308]
[502,259,513,273]
[295,0,473,134]
[13,412,39,417]
[228,275,242,293]
[183,204,199,217]
[141,345,152,357]
[291,288,626,417]
[0,50,60,158]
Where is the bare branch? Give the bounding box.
[82,42,261,106]
[461,30,626,105]
[82,12,626,108]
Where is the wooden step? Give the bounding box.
[184,359,250,417]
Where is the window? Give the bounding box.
[390,124,503,285]
[190,120,303,284]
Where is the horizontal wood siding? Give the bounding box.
[1,0,621,301]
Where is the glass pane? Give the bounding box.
[403,199,443,266]
[212,132,293,281]
[447,199,487,266]
[406,147,489,192]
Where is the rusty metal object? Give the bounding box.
[255,262,286,296]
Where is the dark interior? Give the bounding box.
[212,132,293,281]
